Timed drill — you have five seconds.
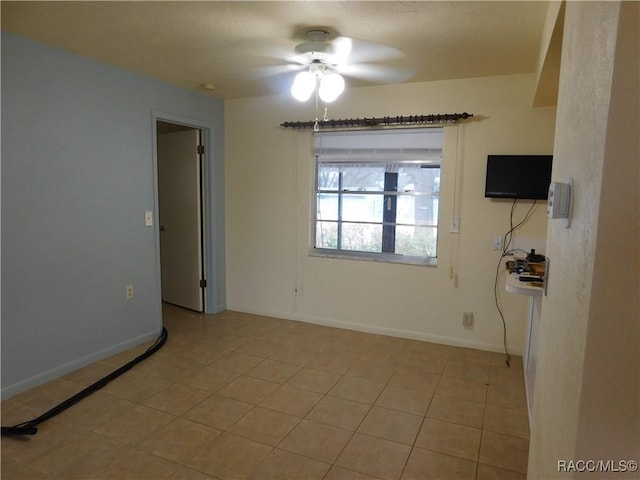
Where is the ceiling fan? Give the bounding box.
[287,29,414,103]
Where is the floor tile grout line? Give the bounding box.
[398,403,431,480]
[2,307,528,479]
[400,349,484,478]
[263,352,385,479]
[476,427,488,479]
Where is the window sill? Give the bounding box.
[310,248,438,267]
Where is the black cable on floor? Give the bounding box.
[1,326,168,437]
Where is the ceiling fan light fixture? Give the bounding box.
[318,72,345,103]
[291,70,316,102]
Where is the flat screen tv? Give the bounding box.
[484,154,553,200]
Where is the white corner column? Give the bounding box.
[505,271,543,424]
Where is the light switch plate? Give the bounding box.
[144,210,153,227]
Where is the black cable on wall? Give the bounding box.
[493,199,538,367]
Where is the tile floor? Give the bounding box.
[1,305,529,479]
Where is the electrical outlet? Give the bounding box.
[493,236,503,251]
[462,312,474,327]
[126,285,134,299]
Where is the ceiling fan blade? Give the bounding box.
[254,63,303,78]
[331,36,404,65]
[228,37,299,66]
[231,38,305,84]
[337,63,416,84]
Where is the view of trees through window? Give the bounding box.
[315,162,440,257]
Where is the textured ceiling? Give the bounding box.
[2,1,552,99]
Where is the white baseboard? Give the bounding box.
[226,305,523,356]
[1,329,161,400]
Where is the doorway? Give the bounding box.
[156,121,205,312]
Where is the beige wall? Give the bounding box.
[226,73,555,354]
[528,1,639,477]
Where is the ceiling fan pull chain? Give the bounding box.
[314,87,320,131]
[323,105,329,122]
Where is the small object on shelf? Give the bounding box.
[526,249,546,263]
[528,262,546,275]
[519,275,544,282]
[506,258,529,274]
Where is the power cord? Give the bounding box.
[494,199,537,367]
[501,199,538,256]
[1,327,168,436]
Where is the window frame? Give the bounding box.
[311,128,443,267]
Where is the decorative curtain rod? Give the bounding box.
[281,112,473,130]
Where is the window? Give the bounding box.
[313,128,443,265]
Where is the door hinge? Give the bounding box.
[200,279,207,288]
[197,145,204,155]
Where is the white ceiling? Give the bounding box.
[1,1,553,100]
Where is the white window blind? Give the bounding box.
[314,128,443,164]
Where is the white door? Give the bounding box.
[157,128,204,312]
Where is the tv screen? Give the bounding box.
[484,154,553,200]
